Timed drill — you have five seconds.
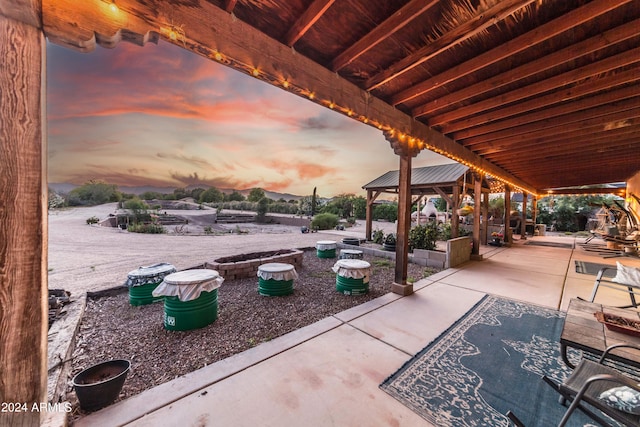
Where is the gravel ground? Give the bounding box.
[68,249,432,419]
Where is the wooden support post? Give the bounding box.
[504,185,512,245]
[471,173,483,259]
[532,197,538,232]
[0,8,47,427]
[365,190,381,241]
[393,152,412,295]
[451,184,460,238]
[384,131,419,296]
[365,189,373,241]
[520,191,528,240]
[481,190,489,246]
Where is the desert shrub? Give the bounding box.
[127,223,165,234]
[311,213,339,230]
[86,216,100,225]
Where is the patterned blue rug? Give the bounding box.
[380,295,599,427]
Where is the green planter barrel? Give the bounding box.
[316,240,337,258]
[153,269,224,331]
[332,259,371,296]
[125,263,176,306]
[257,263,297,296]
[164,290,218,331]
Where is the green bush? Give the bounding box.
[86,216,100,225]
[372,229,385,244]
[311,213,339,230]
[127,223,165,234]
[372,203,398,222]
[409,222,439,251]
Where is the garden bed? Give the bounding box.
[67,249,432,421]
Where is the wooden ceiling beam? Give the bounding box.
[461,96,640,147]
[41,0,537,195]
[284,0,336,47]
[331,0,438,72]
[223,0,237,14]
[453,82,640,141]
[393,0,629,106]
[364,0,537,91]
[485,130,640,160]
[489,137,640,166]
[506,151,640,175]
[429,47,640,128]
[473,110,640,154]
[410,18,640,117]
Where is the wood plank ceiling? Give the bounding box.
[42,0,640,195]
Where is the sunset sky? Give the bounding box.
[47,40,451,198]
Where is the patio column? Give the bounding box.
[481,190,489,245]
[365,189,373,241]
[384,131,419,296]
[520,192,528,239]
[504,185,512,246]
[0,4,47,426]
[472,172,483,259]
[532,197,538,229]
[451,183,460,238]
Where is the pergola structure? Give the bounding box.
[361,163,494,245]
[2,1,640,423]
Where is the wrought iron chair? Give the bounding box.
[507,344,640,427]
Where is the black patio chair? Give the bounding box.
[507,343,640,427]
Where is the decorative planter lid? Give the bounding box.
[125,263,176,287]
[257,263,298,281]
[153,269,224,301]
[332,259,371,279]
[316,240,337,250]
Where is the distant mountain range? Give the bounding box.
[48,182,303,201]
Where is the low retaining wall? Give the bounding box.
[205,249,304,280]
[446,236,472,268]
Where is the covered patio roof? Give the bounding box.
[39,0,640,195]
[2,1,640,422]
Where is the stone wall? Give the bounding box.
[205,249,304,280]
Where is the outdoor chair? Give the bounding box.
[586,262,640,309]
[507,344,640,427]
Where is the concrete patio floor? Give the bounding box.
[73,235,640,427]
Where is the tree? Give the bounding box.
[352,196,366,219]
[68,180,121,206]
[227,190,245,201]
[173,187,189,200]
[199,187,224,203]
[247,188,266,202]
[190,187,206,201]
[256,197,269,222]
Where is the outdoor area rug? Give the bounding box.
[525,240,575,249]
[575,260,617,278]
[380,295,601,427]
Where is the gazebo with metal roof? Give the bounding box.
[362,163,494,242]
